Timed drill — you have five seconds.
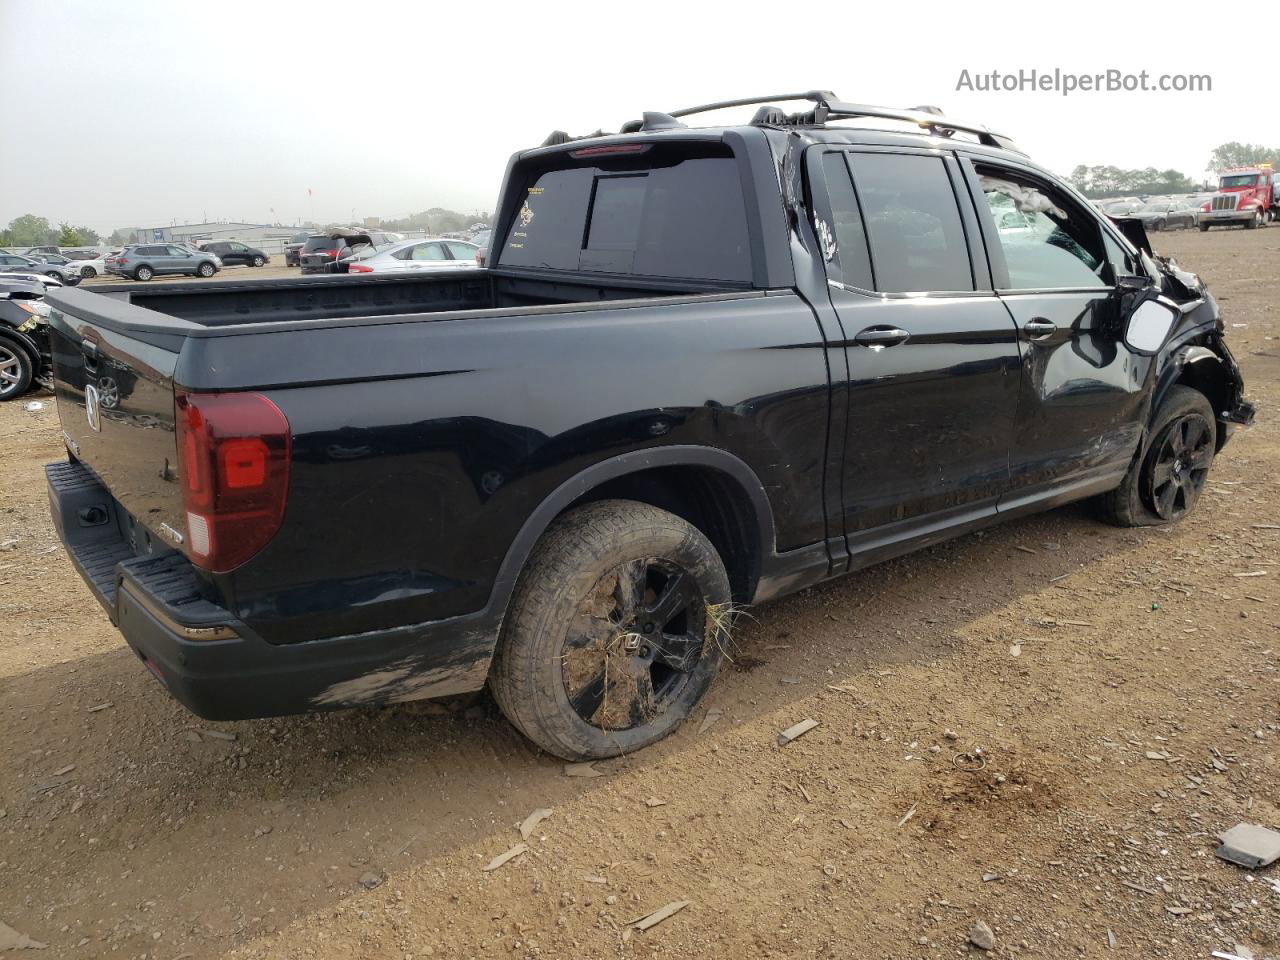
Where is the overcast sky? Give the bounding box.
[0,0,1268,235]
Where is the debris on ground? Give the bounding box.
[629,900,691,932]
[482,842,529,872]
[697,707,723,734]
[0,919,47,950]
[968,919,996,950]
[563,762,603,778]
[23,402,44,412]
[50,765,74,776]
[777,718,818,746]
[86,702,112,713]
[518,807,553,841]
[1215,823,1280,869]
[896,804,917,828]
[198,729,238,742]
[358,871,384,890]
[644,797,666,808]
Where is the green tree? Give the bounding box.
[4,214,57,247]
[57,223,82,247]
[108,228,138,246]
[1208,142,1280,172]
[1068,164,1198,199]
[71,225,100,244]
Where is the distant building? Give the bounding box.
[133,222,302,244]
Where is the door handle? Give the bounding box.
[853,326,910,349]
[1023,318,1057,340]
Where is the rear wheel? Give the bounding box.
[1097,385,1216,527]
[0,341,34,401]
[133,265,154,281]
[489,500,731,760]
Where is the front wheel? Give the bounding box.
[0,341,34,401]
[252,255,265,267]
[489,500,731,760]
[80,266,97,278]
[196,262,216,278]
[1199,223,1210,232]
[1096,385,1216,527]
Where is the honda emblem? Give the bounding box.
[85,383,102,432]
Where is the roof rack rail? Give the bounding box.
[659,90,1019,152]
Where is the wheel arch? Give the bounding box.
[1156,345,1237,452]
[486,447,777,620]
[0,327,41,369]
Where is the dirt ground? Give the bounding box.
[1,228,1277,960]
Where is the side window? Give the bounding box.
[816,152,874,290]
[974,166,1106,290]
[445,241,476,260]
[412,243,447,261]
[167,246,188,257]
[845,153,974,293]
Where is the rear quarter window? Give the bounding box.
[498,142,752,283]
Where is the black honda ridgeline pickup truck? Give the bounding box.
[45,92,1253,760]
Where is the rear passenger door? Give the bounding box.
[809,147,1022,559]
[961,158,1148,505]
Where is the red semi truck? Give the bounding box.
[1199,164,1277,230]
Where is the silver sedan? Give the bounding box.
[345,238,479,274]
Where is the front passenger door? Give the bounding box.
[963,159,1150,507]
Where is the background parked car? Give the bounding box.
[0,252,82,285]
[283,232,310,267]
[299,231,370,274]
[0,277,52,401]
[199,240,270,267]
[1133,200,1198,231]
[63,251,115,278]
[471,228,492,266]
[346,237,479,274]
[21,245,60,257]
[105,244,221,281]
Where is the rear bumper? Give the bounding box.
[48,460,496,720]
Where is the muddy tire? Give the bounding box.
[1199,222,1210,232]
[489,500,731,761]
[1096,385,1216,527]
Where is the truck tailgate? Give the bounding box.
[46,292,188,551]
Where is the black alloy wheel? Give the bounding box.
[1144,411,1213,521]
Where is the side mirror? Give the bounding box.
[1124,298,1179,355]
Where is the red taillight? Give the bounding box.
[175,391,291,572]
[322,249,337,258]
[348,263,373,273]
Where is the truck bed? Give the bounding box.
[65,269,736,332]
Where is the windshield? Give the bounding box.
[1220,174,1260,188]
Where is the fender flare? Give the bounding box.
[1153,344,1226,416]
[481,445,777,622]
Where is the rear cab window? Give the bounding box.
[497,140,752,284]
[811,148,975,294]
